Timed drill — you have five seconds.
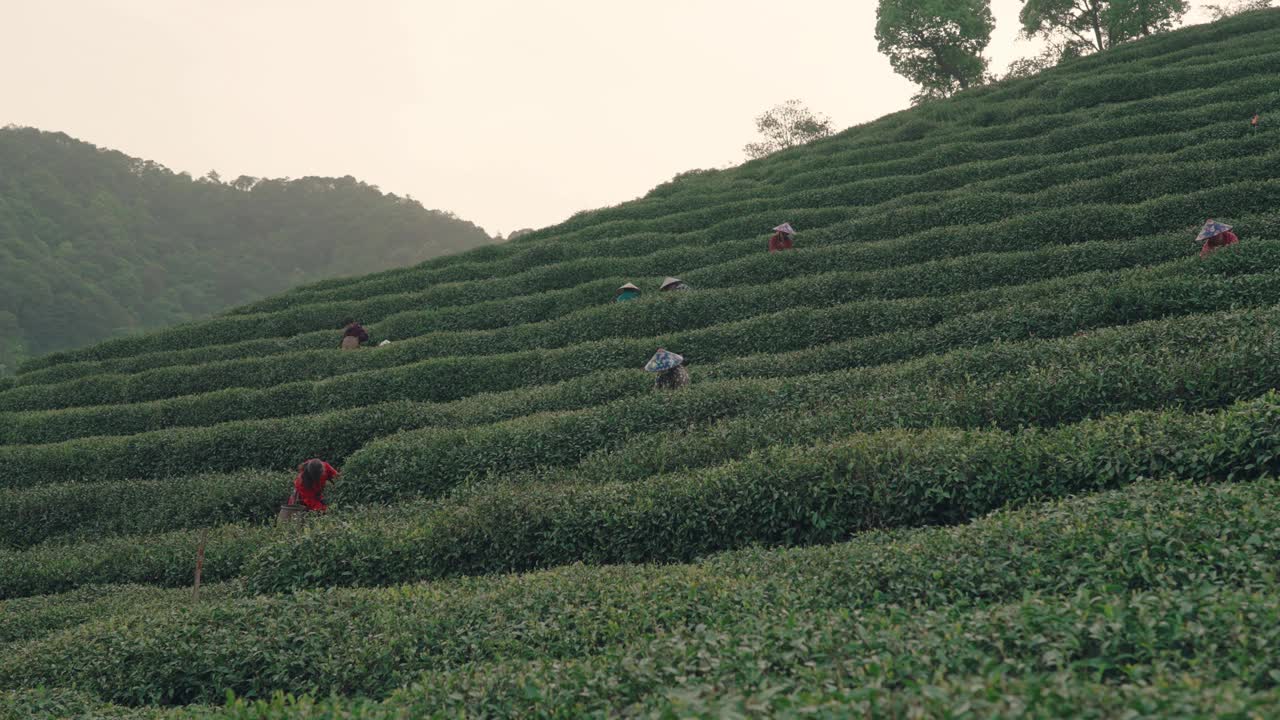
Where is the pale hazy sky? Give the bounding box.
[2,1,1227,236]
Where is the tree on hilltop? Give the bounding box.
[743,100,834,159]
[1018,0,1188,59]
[875,0,995,103]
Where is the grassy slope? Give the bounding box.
[3,9,1280,717]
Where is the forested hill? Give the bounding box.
[0,126,493,373]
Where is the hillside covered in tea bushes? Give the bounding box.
[4,9,1280,718]
[0,127,493,375]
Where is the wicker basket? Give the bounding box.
[277,503,310,524]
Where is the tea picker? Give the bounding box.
[615,283,641,303]
[646,347,689,391]
[277,458,340,523]
[768,223,796,253]
[340,318,369,350]
[1197,219,1239,259]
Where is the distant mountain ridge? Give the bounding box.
[0,126,493,372]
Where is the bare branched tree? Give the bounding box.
[743,100,834,160]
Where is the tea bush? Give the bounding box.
[248,391,1280,591]
[18,110,1279,373]
[3,296,1275,487]
[0,523,270,599]
[6,475,1280,704]
[0,219,1250,413]
[10,252,1265,445]
[0,582,239,645]
[0,470,285,548]
[334,307,1280,505]
[185,675,1280,720]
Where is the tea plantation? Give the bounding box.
[4,11,1280,718]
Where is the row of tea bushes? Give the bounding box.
[5,474,1277,703]
[0,582,240,646]
[251,385,1280,591]
[0,253,1228,445]
[18,102,1277,374]
[234,102,1273,319]
[0,470,287,548]
[5,316,1276,597]
[334,306,1280,505]
[185,672,1280,719]
[4,277,1273,486]
[0,523,271,600]
[0,222,1221,413]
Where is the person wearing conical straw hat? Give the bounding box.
[768,222,796,253]
[1197,219,1239,259]
[659,276,690,292]
[645,347,689,391]
[615,282,641,303]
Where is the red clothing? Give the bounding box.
[343,324,369,343]
[1200,231,1239,258]
[292,460,339,511]
[768,232,794,253]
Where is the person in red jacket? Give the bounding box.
[290,458,340,512]
[1197,220,1239,258]
[768,222,796,253]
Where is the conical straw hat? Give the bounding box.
[660,277,682,289]
[644,348,684,372]
[772,222,796,235]
[1196,220,1232,242]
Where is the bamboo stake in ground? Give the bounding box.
[192,529,207,602]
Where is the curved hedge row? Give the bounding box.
[250,391,1280,592]
[18,87,1278,374]
[0,583,239,646]
[182,587,1280,718]
[0,470,286,549]
[0,689,163,719]
[333,306,1280,506]
[0,250,1227,445]
[0,523,270,600]
[19,175,1275,414]
[22,118,1280,384]
[236,102,1269,318]
[4,470,1277,702]
[190,671,1280,719]
[220,98,1280,316]
[559,67,1276,245]
[7,265,1275,486]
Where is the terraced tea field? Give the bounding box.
[4,11,1280,718]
